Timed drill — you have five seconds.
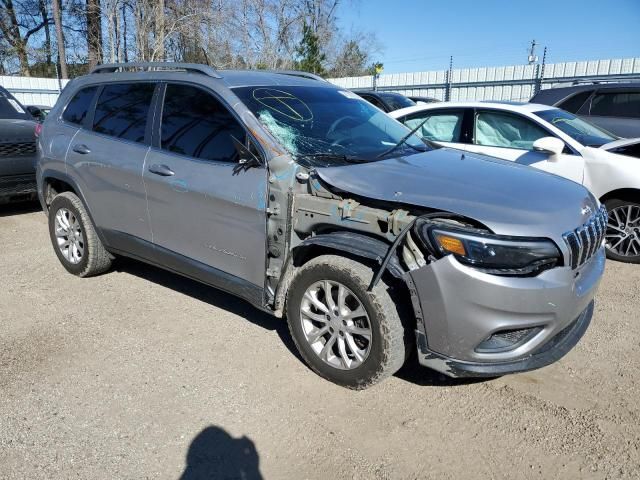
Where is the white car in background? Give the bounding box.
[391,101,640,263]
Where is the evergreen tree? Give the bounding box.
[294,22,326,75]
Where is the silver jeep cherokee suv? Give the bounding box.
[37,63,605,389]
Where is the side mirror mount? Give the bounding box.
[26,106,44,122]
[532,136,565,160]
[231,136,262,173]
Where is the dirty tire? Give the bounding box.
[48,192,112,277]
[604,198,640,264]
[286,255,407,389]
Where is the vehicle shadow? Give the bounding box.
[179,425,263,480]
[113,258,302,361]
[0,199,41,217]
[394,353,495,387]
[115,258,493,389]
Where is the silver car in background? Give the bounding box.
[36,63,604,388]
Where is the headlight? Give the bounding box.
[415,222,562,276]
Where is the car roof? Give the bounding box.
[355,90,406,98]
[72,67,334,90]
[218,70,332,88]
[390,101,557,117]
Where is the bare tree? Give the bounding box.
[51,0,67,77]
[86,0,102,68]
[0,0,52,75]
[38,0,52,67]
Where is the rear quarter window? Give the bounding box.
[558,90,592,114]
[63,86,98,125]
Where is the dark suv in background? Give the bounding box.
[355,90,416,112]
[0,86,38,204]
[530,83,640,138]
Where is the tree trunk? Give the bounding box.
[51,0,68,78]
[2,0,31,75]
[154,0,164,61]
[87,0,103,69]
[39,0,52,68]
[121,1,128,62]
[15,43,31,76]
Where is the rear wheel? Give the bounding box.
[604,198,640,263]
[48,192,113,277]
[286,255,408,389]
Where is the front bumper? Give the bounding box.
[409,248,604,378]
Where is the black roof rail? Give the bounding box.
[262,70,328,82]
[90,62,222,79]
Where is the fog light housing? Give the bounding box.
[475,327,542,353]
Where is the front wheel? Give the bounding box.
[286,255,408,389]
[604,198,640,263]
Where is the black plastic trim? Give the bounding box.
[293,231,404,278]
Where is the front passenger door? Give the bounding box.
[464,109,584,184]
[143,83,267,288]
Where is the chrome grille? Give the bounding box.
[562,206,608,269]
[0,142,36,157]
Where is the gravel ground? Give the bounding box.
[1,202,639,480]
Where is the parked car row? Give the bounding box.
[27,62,610,390]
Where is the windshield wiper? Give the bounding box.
[297,153,370,165]
[375,117,432,159]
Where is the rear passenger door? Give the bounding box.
[398,108,469,149]
[143,83,267,288]
[66,82,156,244]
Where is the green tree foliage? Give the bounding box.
[294,22,326,75]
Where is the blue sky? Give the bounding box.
[337,0,640,73]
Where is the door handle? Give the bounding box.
[148,164,175,177]
[72,144,91,154]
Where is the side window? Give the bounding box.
[475,110,548,150]
[63,86,97,125]
[160,84,245,162]
[360,94,386,110]
[590,92,640,118]
[92,83,155,143]
[403,110,464,142]
[558,90,592,114]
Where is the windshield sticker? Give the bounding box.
[252,88,313,122]
[258,110,299,155]
[7,98,25,114]
[338,90,360,100]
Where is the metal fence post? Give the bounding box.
[445,56,453,101]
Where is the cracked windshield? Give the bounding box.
[233,85,428,166]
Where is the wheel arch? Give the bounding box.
[272,231,413,319]
[40,170,109,248]
[40,170,82,209]
[600,188,640,204]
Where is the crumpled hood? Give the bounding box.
[316,148,597,244]
[0,119,37,143]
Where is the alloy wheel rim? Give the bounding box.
[54,208,85,264]
[299,280,372,370]
[606,205,640,257]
